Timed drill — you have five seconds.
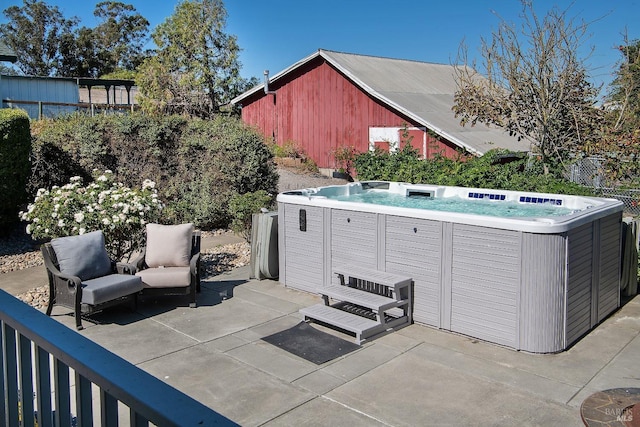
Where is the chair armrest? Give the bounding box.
[190,253,200,274]
[131,251,146,271]
[48,267,83,287]
[116,262,137,274]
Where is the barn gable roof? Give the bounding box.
[231,49,531,155]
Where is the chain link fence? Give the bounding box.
[567,157,640,217]
[595,188,640,216]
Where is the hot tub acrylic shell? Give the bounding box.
[277,181,624,353]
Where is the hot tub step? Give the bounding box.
[322,285,400,311]
[334,265,413,290]
[300,304,383,344]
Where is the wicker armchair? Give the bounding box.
[41,230,143,330]
[132,223,201,308]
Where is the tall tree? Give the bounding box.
[70,26,103,77]
[452,1,602,169]
[607,37,640,132]
[0,1,149,78]
[137,0,244,117]
[584,37,640,185]
[0,0,78,76]
[92,1,150,75]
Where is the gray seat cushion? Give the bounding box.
[136,267,191,288]
[81,274,143,305]
[51,230,112,281]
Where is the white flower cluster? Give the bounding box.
[20,172,164,258]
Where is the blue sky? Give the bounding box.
[2,0,639,94]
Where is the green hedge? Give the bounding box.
[0,109,31,235]
[30,113,278,230]
[354,146,594,196]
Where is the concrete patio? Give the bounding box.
[2,235,640,426]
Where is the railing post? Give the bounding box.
[54,359,72,427]
[35,346,53,427]
[0,321,5,424]
[131,408,150,427]
[19,334,36,427]
[38,101,43,120]
[100,389,119,426]
[76,373,93,426]
[2,323,20,426]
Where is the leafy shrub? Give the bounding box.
[268,139,319,173]
[299,157,319,174]
[228,190,275,241]
[20,171,163,260]
[331,145,358,175]
[354,147,594,196]
[30,113,279,231]
[166,116,278,228]
[268,139,303,158]
[583,128,640,186]
[27,139,91,197]
[0,109,31,235]
[354,145,447,183]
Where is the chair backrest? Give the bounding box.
[41,242,60,270]
[134,230,200,272]
[45,231,113,281]
[41,241,94,283]
[142,224,200,269]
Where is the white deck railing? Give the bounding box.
[0,289,236,426]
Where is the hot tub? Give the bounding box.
[277,181,624,352]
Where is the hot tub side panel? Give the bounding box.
[597,213,622,322]
[448,224,521,348]
[330,209,379,278]
[565,222,594,346]
[384,216,443,327]
[279,203,326,293]
[520,233,567,353]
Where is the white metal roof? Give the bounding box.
[231,49,532,155]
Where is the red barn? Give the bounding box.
[231,49,530,170]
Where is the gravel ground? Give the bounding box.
[0,227,42,274]
[1,166,347,309]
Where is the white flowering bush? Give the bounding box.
[20,170,163,261]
